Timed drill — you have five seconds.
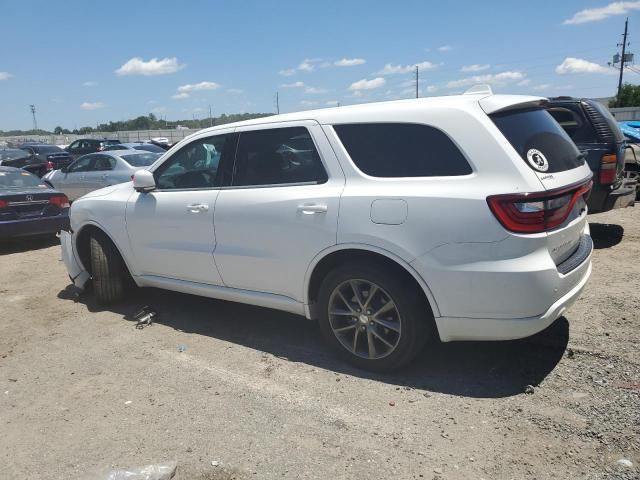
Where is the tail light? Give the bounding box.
[0,199,7,209]
[49,194,70,209]
[599,153,618,184]
[46,161,54,171]
[487,180,592,234]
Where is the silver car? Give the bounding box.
[43,150,162,201]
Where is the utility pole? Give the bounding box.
[30,104,38,131]
[275,92,280,114]
[415,65,419,98]
[208,104,213,127]
[617,17,629,107]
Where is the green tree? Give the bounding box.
[610,83,640,107]
[54,126,63,135]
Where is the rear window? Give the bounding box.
[0,170,45,188]
[491,108,584,173]
[121,153,161,167]
[333,123,472,177]
[35,146,65,154]
[133,144,166,153]
[546,106,599,144]
[0,149,31,161]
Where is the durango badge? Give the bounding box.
[526,149,549,172]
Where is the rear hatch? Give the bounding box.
[482,100,593,267]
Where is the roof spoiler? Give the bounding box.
[479,95,548,115]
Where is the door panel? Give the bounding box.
[213,122,344,301]
[126,190,223,284]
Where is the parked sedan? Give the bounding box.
[19,144,73,171]
[65,138,122,160]
[0,148,48,176]
[43,150,161,201]
[0,166,69,239]
[103,142,167,153]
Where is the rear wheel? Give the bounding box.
[318,263,431,372]
[89,231,126,304]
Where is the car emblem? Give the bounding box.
[26,194,33,201]
[526,149,549,172]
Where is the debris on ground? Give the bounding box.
[616,458,633,469]
[94,461,177,480]
[524,385,535,394]
[134,306,157,329]
[178,345,187,353]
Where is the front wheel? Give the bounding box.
[317,264,432,372]
[89,232,127,304]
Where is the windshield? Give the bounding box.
[0,149,31,161]
[491,108,584,173]
[0,169,46,188]
[121,153,161,167]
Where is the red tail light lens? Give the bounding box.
[599,153,617,184]
[487,180,592,234]
[46,161,54,171]
[49,194,70,209]
[0,199,8,209]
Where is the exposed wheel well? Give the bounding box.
[308,249,435,318]
[75,225,120,276]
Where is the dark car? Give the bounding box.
[65,138,122,160]
[103,142,167,153]
[0,166,70,239]
[19,144,73,171]
[0,148,48,177]
[546,97,636,213]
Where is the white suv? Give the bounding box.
[61,87,593,371]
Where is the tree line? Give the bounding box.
[1,112,273,136]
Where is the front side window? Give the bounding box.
[233,127,327,186]
[154,134,230,189]
[68,156,93,173]
[334,123,472,177]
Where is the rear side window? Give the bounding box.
[491,108,584,173]
[233,127,328,186]
[547,106,598,144]
[333,123,472,177]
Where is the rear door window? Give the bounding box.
[333,123,472,177]
[490,108,584,173]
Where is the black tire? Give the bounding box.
[317,263,432,372]
[89,231,126,304]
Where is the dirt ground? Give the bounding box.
[0,207,639,480]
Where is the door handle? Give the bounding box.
[187,203,209,213]
[297,203,328,214]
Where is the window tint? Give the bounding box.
[0,169,45,188]
[91,155,116,171]
[547,106,598,144]
[133,144,165,153]
[233,127,327,186]
[334,123,472,177]
[68,141,81,151]
[0,149,31,161]
[68,156,93,172]
[154,134,230,189]
[491,108,584,173]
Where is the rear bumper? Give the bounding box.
[0,215,69,239]
[435,261,591,342]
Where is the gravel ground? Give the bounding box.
[0,207,639,480]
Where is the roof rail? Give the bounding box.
[464,84,493,96]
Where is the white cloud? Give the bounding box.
[177,81,220,93]
[172,92,189,100]
[305,86,328,94]
[326,100,340,106]
[300,100,319,107]
[532,84,552,91]
[227,88,243,94]
[151,106,168,113]
[555,57,616,75]
[82,81,97,87]
[193,107,204,113]
[447,71,526,88]
[349,77,386,91]
[563,1,640,24]
[461,64,490,73]
[80,101,105,110]
[0,72,12,80]
[334,58,366,67]
[377,61,438,75]
[517,79,531,86]
[279,68,296,77]
[281,81,305,88]
[115,57,184,76]
[426,85,438,93]
[438,45,453,52]
[298,58,322,72]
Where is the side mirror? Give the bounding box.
[133,169,156,192]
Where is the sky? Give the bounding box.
[1,0,640,131]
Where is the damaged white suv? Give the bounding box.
[61,86,593,371]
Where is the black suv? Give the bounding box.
[65,138,121,160]
[546,97,636,213]
[19,144,73,171]
[0,148,48,176]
